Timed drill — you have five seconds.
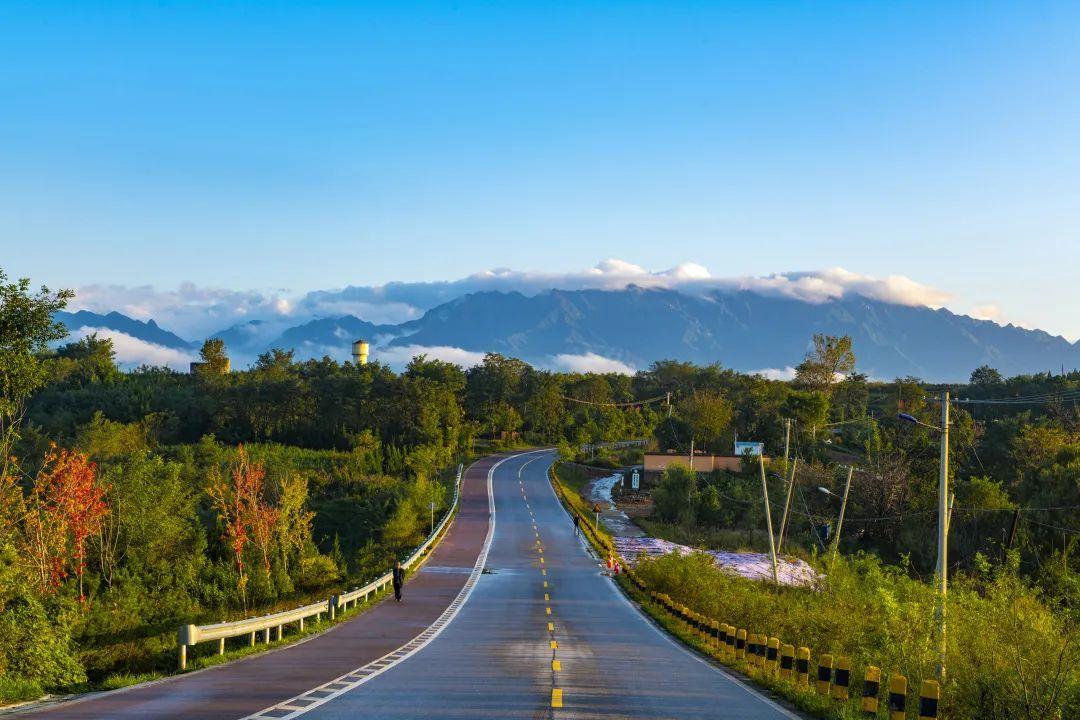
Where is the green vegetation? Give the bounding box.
[625,551,1078,720]
[1,268,1077,717]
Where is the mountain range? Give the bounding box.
[56,287,1080,381]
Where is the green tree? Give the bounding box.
[794,334,855,394]
[0,270,72,495]
[678,390,733,454]
[195,338,230,375]
[970,364,1005,387]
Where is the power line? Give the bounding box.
[560,393,668,408]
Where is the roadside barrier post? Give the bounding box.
[817,653,833,695]
[218,637,225,656]
[748,634,759,665]
[177,624,197,670]
[725,624,735,655]
[796,647,810,686]
[861,666,881,716]
[888,674,908,720]
[766,637,780,674]
[919,679,940,720]
[736,629,747,659]
[831,656,850,700]
[780,644,794,679]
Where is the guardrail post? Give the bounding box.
[747,633,757,664]
[832,656,850,700]
[817,653,833,695]
[780,643,794,679]
[766,637,780,674]
[263,627,271,644]
[177,624,197,670]
[299,617,304,633]
[796,647,810,686]
[218,638,225,656]
[919,679,940,720]
[888,674,907,720]
[329,595,337,621]
[249,631,256,647]
[724,624,735,655]
[275,625,283,641]
[862,666,881,717]
[736,628,747,659]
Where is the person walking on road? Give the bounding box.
[392,561,405,602]
[573,514,581,537]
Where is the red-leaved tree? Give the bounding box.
[209,446,278,608]
[22,446,109,600]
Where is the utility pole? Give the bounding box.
[936,390,950,681]
[666,391,672,418]
[830,466,853,562]
[777,457,798,554]
[758,454,780,587]
[783,418,791,468]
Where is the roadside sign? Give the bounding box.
[631,469,640,490]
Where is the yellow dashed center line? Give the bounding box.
[552,659,561,672]
[544,593,550,601]
[547,622,554,632]
[550,640,558,649]
[551,688,563,708]
[546,607,552,615]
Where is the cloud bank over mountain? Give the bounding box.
[70,260,959,342]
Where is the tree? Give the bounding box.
[794,334,855,394]
[207,446,277,607]
[970,365,1005,387]
[195,338,230,375]
[0,270,72,517]
[21,447,109,599]
[678,390,733,454]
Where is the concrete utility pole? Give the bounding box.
[783,418,791,467]
[830,466,853,562]
[758,455,780,587]
[936,390,950,681]
[777,457,798,554]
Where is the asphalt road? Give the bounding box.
[282,450,799,720]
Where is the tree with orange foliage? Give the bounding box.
[21,446,109,600]
[208,446,278,608]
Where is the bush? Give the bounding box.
[635,551,1079,720]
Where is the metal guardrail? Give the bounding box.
[177,463,465,669]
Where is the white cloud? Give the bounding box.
[971,303,1002,322]
[551,352,636,375]
[750,367,798,381]
[375,344,488,369]
[67,326,195,371]
[71,259,963,342]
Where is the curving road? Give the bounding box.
[15,450,799,720]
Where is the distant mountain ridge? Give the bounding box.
[54,310,195,351]
[56,288,1080,381]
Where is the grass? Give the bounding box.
[0,677,44,706]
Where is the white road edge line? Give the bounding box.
[541,452,804,720]
[239,449,549,720]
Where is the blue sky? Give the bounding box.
[2,1,1079,339]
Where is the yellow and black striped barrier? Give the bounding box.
[861,665,880,716]
[765,637,780,675]
[831,656,850,700]
[796,646,810,686]
[725,624,735,655]
[779,643,794,679]
[888,674,907,720]
[735,628,747,659]
[816,653,833,695]
[747,634,758,665]
[919,679,940,719]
